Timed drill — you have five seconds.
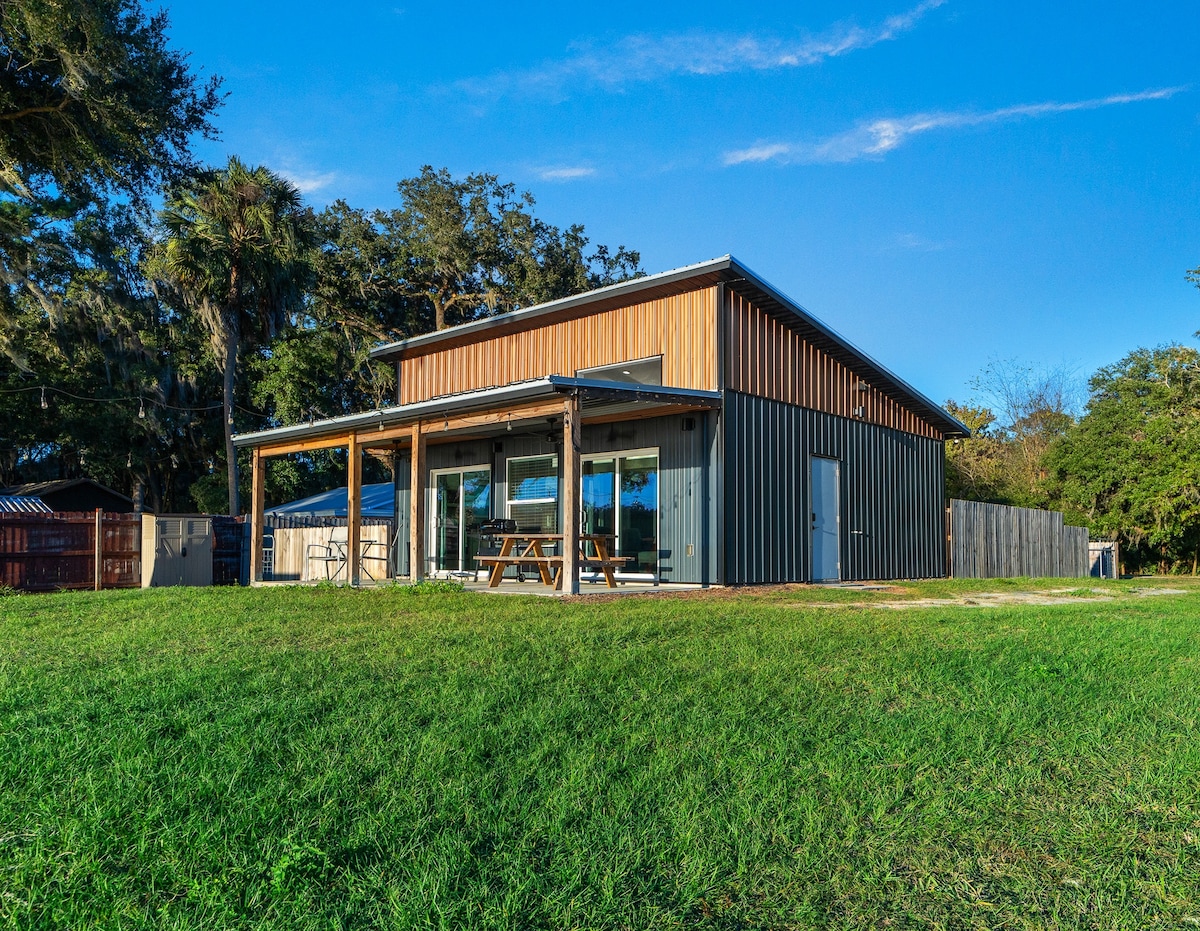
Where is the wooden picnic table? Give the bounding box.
[476,532,629,589]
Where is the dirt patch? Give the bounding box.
[563,582,1194,607]
[819,587,1191,610]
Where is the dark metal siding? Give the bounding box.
[723,391,946,584]
[393,412,718,584]
[581,411,717,584]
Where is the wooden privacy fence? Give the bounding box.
[948,499,1089,579]
[0,510,140,591]
[270,524,392,582]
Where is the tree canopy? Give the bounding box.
[380,166,641,331]
[1045,346,1200,572]
[150,157,317,515]
[0,0,222,204]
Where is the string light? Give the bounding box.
[2,384,225,414]
[138,399,145,419]
[507,412,512,432]
[126,452,132,468]
[40,387,47,410]
[170,454,179,469]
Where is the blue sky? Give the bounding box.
[164,0,1199,409]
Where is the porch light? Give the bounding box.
[507,413,512,432]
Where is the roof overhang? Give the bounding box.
[232,376,721,452]
[368,255,969,439]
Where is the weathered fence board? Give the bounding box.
[948,499,1089,579]
[271,524,392,581]
[0,511,140,591]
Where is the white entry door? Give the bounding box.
[811,456,841,581]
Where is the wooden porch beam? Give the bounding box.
[409,422,426,582]
[247,396,716,458]
[561,392,581,595]
[250,448,265,583]
[347,432,362,586]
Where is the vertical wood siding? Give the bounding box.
[724,290,943,440]
[723,391,947,584]
[399,289,719,403]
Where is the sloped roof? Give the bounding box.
[232,377,718,449]
[369,255,969,438]
[267,482,396,519]
[0,495,52,513]
[0,478,134,505]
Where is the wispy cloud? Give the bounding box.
[724,86,1186,166]
[536,166,597,181]
[458,0,945,98]
[279,169,339,195]
[891,232,951,252]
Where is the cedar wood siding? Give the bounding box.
[397,288,719,404]
[724,288,944,441]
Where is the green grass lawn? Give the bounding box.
[1,580,1199,929]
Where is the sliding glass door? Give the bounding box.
[582,450,659,575]
[431,467,490,574]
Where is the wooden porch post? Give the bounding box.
[347,431,362,586]
[94,508,103,591]
[410,422,426,581]
[250,448,265,583]
[562,392,581,595]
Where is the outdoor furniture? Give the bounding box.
[476,533,629,590]
[307,528,389,582]
[307,528,349,580]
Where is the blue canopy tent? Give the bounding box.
[267,482,395,519]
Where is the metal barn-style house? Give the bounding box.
[234,256,969,591]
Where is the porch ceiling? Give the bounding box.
[233,376,720,455]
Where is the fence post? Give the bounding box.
[94,508,103,591]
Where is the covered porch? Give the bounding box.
[234,377,721,594]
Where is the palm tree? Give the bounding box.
[153,157,315,515]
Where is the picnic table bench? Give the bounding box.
[477,533,629,589]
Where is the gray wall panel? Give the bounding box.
[724,391,946,584]
[393,411,717,584]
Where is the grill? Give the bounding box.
[479,518,517,536]
[476,517,528,582]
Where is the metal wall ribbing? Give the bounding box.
[723,391,946,584]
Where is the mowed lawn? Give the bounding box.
[1,581,1199,929]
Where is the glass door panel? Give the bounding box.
[433,467,491,573]
[582,458,616,557]
[434,472,462,572]
[461,469,491,572]
[579,451,659,576]
[619,455,658,573]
